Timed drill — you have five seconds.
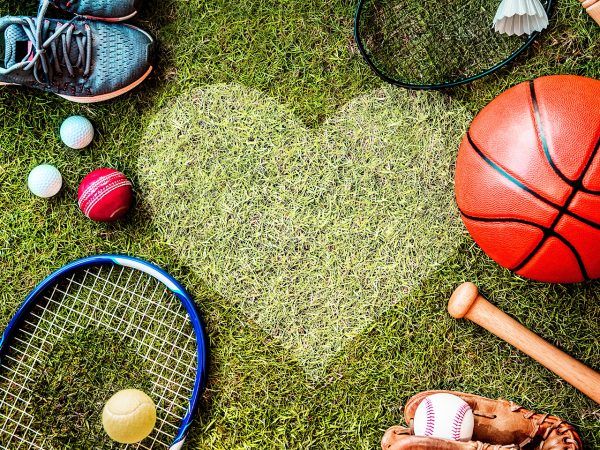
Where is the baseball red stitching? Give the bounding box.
[451,403,470,440]
[424,398,435,436]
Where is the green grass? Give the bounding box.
[0,0,598,448]
[138,83,472,376]
[30,328,152,449]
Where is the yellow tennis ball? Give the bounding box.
[102,389,157,444]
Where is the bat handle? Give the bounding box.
[449,282,600,405]
[580,0,600,26]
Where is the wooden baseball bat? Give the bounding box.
[581,0,600,25]
[448,282,600,404]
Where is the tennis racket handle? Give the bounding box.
[581,0,600,25]
[449,282,600,404]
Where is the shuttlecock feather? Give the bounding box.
[493,0,549,36]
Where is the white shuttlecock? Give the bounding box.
[493,0,549,36]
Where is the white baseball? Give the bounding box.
[413,393,474,441]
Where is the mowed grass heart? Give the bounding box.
[138,84,472,375]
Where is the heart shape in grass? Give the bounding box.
[138,84,470,376]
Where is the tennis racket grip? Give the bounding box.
[581,0,600,25]
[448,282,600,405]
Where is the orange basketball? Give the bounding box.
[455,75,600,283]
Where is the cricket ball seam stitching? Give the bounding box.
[83,180,132,215]
[80,178,130,211]
[81,172,121,201]
[83,180,132,216]
[79,172,124,205]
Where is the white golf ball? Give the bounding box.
[60,115,94,149]
[27,164,63,198]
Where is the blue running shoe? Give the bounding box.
[0,2,154,102]
[47,0,141,22]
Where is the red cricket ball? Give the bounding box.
[77,168,133,222]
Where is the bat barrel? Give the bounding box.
[580,0,598,6]
[580,0,600,25]
[449,283,600,405]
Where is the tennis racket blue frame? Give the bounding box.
[0,254,208,450]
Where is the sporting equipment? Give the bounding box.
[382,390,582,449]
[48,0,142,22]
[27,164,62,198]
[78,168,133,221]
[413,393,474,441]
[353,0,552,89]
[455,75,600,283]
[449,282,600,405]
[102,389,157,444]
[60,116,94,149]
[581,0,600,25]
[0,1,154,103]
[493,0,549,36]
[0,254,208,448]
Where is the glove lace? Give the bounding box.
[510,405,580,449]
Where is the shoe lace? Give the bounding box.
[6,0,91,84]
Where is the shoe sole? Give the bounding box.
[0,65,153,103]
[60,65,153,103]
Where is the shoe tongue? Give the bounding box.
[4,24,32,68]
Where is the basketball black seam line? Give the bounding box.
[577,134,600,195]
[459,209,589,279]
[465,132,591,279]
[467,132,589,278]
[467,134,600,231]
[466,133,560,210]
[530,80,600,195]
[513,227,588,278]
[527,80,600,278]
[468,81,600,278]
[459,211,544,229]
[529,80,573,187]
[467,133,600,230]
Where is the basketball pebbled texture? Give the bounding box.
[78,168,133,222]
[455,75,600,283]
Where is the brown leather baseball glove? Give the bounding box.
[381,390,582,450]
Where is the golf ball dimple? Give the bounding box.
[27,164,63,198]
[60,115,94,149]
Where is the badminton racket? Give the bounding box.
[0,254,208,449]
[354,0,553,89]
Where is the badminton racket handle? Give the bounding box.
[581,0,600,25]
[448,282,600,404]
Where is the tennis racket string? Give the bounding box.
[0,264,198,449]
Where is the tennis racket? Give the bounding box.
[354,0,553,89]
[0,255,208,449]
